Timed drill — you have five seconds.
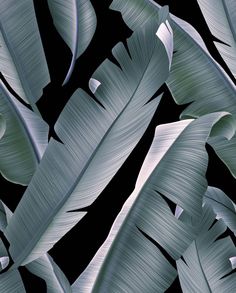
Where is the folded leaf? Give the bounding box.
[0,0,50,107]
[26,254,71,293]
[204,186,236,235]
[177,204,236,293]
[4,15,173,266]
[208,135,236,178]
[197,0,236,79]
[0,82,49,185]
[110,0,236,122]
[47,0,97,84]
[72,112,233,293]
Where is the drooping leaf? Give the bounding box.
[0,81,49,185]
[4,14,173,266]
[110,0,236,122]
[208,135,236,178]
[0,0,50,108]
[197,0,236,79]
[177,204,236,293]
[204,186,236,235]
[72,112,234,293]
[26,254,72,293]
[47,0,97,84]
[0,114,6,140]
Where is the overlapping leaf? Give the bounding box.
[0,81,49,185]
[0,0,50,108]
[72,112,234,293]
[47,0,97,84]
[177,204,236,293]
[204,186,236,235]
[4,15,173,267]
[110,0,236,122]
[197,0,236,79]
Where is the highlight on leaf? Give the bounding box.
[4,12,173,267]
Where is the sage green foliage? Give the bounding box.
[0,0,236,292]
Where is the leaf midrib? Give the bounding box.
[13,32,164,266]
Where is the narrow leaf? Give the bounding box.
[0,0,50,106]
[72,112,234,293]
[197,0,236,79]
[177,205,236,293]
[47,0,97,84]
[204,186,236,235]
[0,82,49,185]
[4,16,173,266]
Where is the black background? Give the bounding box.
[1,0,236,292]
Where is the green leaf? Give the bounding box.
[177,204,236,293]
[4,16,173,266]
[0,0,50,107]
[110,0,236,123]
[72,112,233,293]
[0,114,6,140]
[204,186,236,235]
[0,82,49,185]
[197,0,236,79]
[47,0,97,84]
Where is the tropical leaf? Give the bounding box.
[0,200,71,293]
[110,0,236,122]
[197,0,236,79]
[47,0,97,84]
[0,81,49,185]
[72,112,234,293]
[0,269,26,293]
[26,254,72,293]
[4,14,173,266]
[204,186,236,235]
[177,204,236,293]
[0,0,50,109]
[208,135,236,178]
[0,114,6,140]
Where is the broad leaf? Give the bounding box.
[0,201,71,293]
[0,0,50,108]
[47,0,97,84]
[26,254,71,293]
[0,81,49,185]
[0,114,6,140]
[4,15,173,266]
[197,0,236,79]
[72,112,234,293]
[208,135,236,178]
[177,205,236,293]
[0,269,26,293]
[204,186,236,235]
[110,0,236,122]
